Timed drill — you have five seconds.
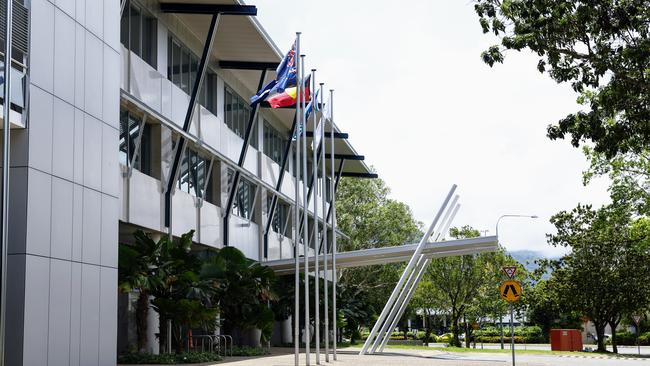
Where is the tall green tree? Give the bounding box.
[474,0,650,158]
[335,176,421,341]
[546,204,650,352]
[426,226,488,347]
[411,280,442,345]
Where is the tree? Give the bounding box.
[118,231,170,352]
[203,246,277,345]
[474,0,650,158]
[524,279,582,341]
[546,204,650,352]
[335,176,421,339]
[426,226,488,347]
[583,147,650,215]
[411,280,443,345]
[149,231,221,353]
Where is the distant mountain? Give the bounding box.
[509,250,558,278]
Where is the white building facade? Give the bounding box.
[1,0,371,364]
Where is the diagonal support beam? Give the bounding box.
[376,203,461,353]
[263,115,297,258]
[359,185,457,355]
[222,69,268,245]
[164,13,220,228]
[373,200,460,353]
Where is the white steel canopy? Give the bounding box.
[264,235,498,275]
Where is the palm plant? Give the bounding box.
[118,231,168,352]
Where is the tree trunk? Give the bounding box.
[136,291,149,352]
[464,320,470,348]
[595,322,607,352]
[174,324,184,353]
[450,311,462,347]
[610,322,618,354]
[159,317,168,353]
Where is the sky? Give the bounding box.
[253,0,611,257]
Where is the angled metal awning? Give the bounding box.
[264,236,498,274]
[157,0,374,179]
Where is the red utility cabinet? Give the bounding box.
[550,329,582,352]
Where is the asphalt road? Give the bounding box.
[429,342,650,355]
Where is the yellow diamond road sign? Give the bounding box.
[500,280,522,302]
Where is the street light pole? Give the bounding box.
[495,214,538,350]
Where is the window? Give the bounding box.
[263,120,289,167]
[224,85,258,149]
[227,169,257,220]
[167,35,218,116]
[120,0,157,68]
[119,110,152,176]
[177,146,211,199]
[167,36,198,95]
[268,197,290,237]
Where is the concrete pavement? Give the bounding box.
[207,347,649,366]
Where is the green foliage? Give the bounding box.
[475,326,545,343]
[583,147,650,216]
[544,204,650,352]
[335,176,421,343]
[119,231,277,353]
[205,246,277,342]
[421,227,519,348]
[117,352,221,364]
[524,279,583,341]
[230,346,271,357]
[474,0,650,157]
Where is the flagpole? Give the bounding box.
[300,54,311,366]
[310,69,321,365]
[329,89,337,360]
[319,82,329,363]
[293,33,301,366]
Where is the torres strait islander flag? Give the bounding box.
[250,39,311,108]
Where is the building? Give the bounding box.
[0,0,374,364]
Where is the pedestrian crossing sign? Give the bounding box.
[500,280,522,302]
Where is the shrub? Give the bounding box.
[438,333,452,344]
[117,352,221,364]
[615,331,639,346]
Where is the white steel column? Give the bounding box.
[319,83,329,362]
[311,69,320,365]
[329,90,338,360]
[300,55,310,366]
[359,184,457,355]
[377,203,461,352]
[371,196,459,353]
[293,32,302,366]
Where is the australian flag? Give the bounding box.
[250,40,297,106]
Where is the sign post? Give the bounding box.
[500,267,521,366]
[633,315,642,355]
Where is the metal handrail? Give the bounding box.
[190,335,214,353]
[223,334,233,356]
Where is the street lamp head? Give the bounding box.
[530,215,539,219]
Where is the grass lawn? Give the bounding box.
[382,344,650,358]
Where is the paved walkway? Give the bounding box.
[208,347,649,366]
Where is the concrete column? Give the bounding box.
[146,296,160,355]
